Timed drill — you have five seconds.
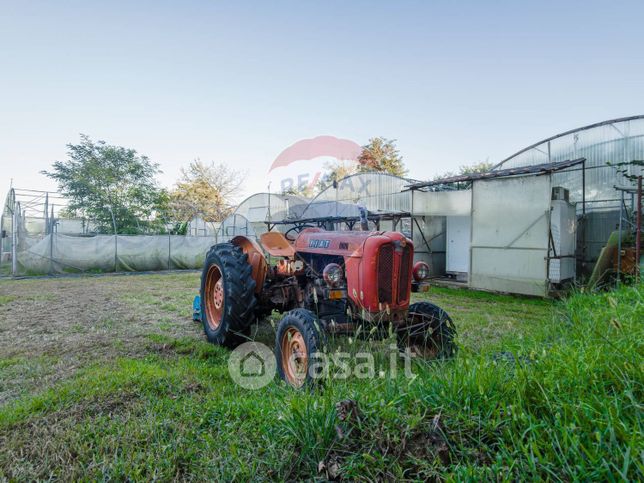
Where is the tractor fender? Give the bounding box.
[231,235,268,294]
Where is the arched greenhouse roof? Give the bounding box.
[232,192,310,223]
[492,115,644,208]
[216,213,257,242]
[300,172,412,219]
[494,115,644,170]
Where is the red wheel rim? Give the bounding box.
[205,265,224,330]
[281,327,308,387]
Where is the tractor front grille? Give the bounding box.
[398,245,412,303]
[377,244,393,305]
[377,242,413,306]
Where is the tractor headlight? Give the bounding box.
[323,263,344,287]
[413,261,430,281]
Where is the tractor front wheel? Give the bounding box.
[398,302,456,359]
[200,243,257,348]
[275,309,324,388]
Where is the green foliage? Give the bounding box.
[433,160,495,180]
[459,160,495,175]
[357,137,407,177]
[606,159,644,183]
[280,183,316,198]
[431,159,495,190]
[169,160,243,222]
[315,137,408,193]
[42,135,166,234]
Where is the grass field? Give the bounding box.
[0,272,641,480]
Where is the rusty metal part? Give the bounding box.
[324,320,357,334]
[260,231,296,258]
[204,264,223,329]
[281,327,307,388]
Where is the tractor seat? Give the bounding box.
[260,231,296,258]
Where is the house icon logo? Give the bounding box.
[228,342,276,389]
[240,351,265,377]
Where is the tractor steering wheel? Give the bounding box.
[284,225,314,241]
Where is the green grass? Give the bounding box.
[0,278,641,480]
[0,295,16,305]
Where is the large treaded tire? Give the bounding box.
[200,243,257,348]
[275,309,325,388]
[399,302,457,359]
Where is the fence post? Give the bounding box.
[167,217,171,271]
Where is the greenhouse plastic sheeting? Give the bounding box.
[410,216,446,277]
[301,173,411,219]
[233,193,309,222]
[470,175,551,297]
[16,234,216,274]
[216,214,258,242]
[411,190,472,216]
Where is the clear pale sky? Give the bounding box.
[1,0,643,203]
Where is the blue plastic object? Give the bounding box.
[192,295,201,322]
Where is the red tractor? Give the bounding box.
[199,227,455,387]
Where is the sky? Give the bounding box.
[1,0,643,204]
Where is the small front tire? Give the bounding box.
[275,309,324,388]
[398,302,456,359]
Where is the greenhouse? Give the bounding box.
[2,115,642,297]
[408,115,644,295]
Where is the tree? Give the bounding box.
[168,160,244,222]
[431,159,494,189]
[314,137,408,193]
[607,159,644,183]
[356,137,407,177]
[281,184,316,198]
[314,160,359,193]
[458,160,495,176]
[42,135,165,233]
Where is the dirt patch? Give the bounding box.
[0,272,203,404]
[0,391,141,480]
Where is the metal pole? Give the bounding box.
[617,190,623,286]
[44,192,49,233]
[49,204,55,274]
[636,176,642,283]
[166,215,171,271]
[581,159,586,272]
[11,202,18,276]
[106,206,117,272]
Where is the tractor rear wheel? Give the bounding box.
[200,243,257,348]
[275,309,324,388]
[398,302,456,359]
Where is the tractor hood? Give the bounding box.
[293,228,410,258]
[294,228,415,315]
[293,228,376,257]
